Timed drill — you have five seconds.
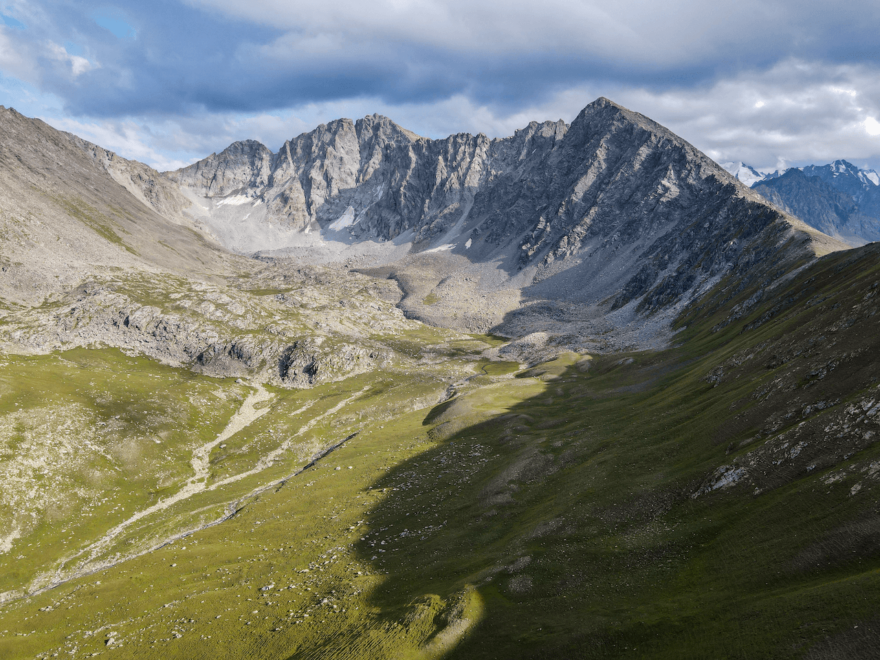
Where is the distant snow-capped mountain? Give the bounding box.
[801,160,880,193]
[737,159,880,246]
[721,161,785,187]
[723,159,880,190]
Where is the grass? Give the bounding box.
[0,349,247,596]
[3,247,880,658]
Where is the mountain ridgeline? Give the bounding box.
[4,98,880,660]
[165,98,840,326]
[727,159,880,246]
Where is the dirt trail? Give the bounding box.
[44,385,274,585]
[23,385,370,597]
[208,386,369,490]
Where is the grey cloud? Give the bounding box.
[37,60,880,175]
[6,1,880,173]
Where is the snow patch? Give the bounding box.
[328,206,357,231]
[465,238,472,249]
[722,162,766,187]
[423,243,455,253]
[216,195,255,207]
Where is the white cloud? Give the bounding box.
[44,116,190,171]
[0,27,37,82]
[47,42,97,78]
[30,58,880,174]
[603,60,880,170]
[185,0,880,69]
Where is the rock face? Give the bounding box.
[168,98,843,332]
[752,160,880,246]
[0,98,849,371]
[0,106,235,306]
[169,139,275,200]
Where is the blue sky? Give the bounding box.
[2,0,880,172]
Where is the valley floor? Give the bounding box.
[3,245,880,658]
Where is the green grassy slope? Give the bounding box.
[3,245,880,658]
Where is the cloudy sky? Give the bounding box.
[2,0,880,172]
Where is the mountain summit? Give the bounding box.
[161,98,842,343]
[4,98,880,660]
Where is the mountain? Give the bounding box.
[753,168,880,245]
[753,160,880,245]
[803,159,880,192]
[166,99,841,345]
[721,161,776,186]
[722,159,880,246]
[0,106,443,388]
[5,100,880,660]
[722,160,787,186]
[0,106,238,307]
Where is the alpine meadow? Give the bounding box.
[3,4,880,657]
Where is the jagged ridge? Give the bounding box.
[166,98,845,327]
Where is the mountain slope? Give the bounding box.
[744,160,880,247]
[802,160,880,199]
[0,106,241,307]
[2,99,880,660]
[167,99,844,343]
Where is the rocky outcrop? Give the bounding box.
[168,98,846,326]
[3,285,392,387]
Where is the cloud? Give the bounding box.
[39,110,319,171]
[2,0,880,118]
[48,115,192,171]
[47,42,96,77]
[0,28,37,81]
[187,0,880,69]
[3,1,880,172]
[31,58,880,176]
[610,60,880,170]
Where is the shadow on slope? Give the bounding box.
[294,243,880,659]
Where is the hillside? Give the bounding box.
[732,159,880,247]
[1,100,879,659]
[0,107,237,306]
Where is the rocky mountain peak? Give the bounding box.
[754,159,880,246]
[167,138,273,198]
[153,97,845,343]
[356,113,422,142]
